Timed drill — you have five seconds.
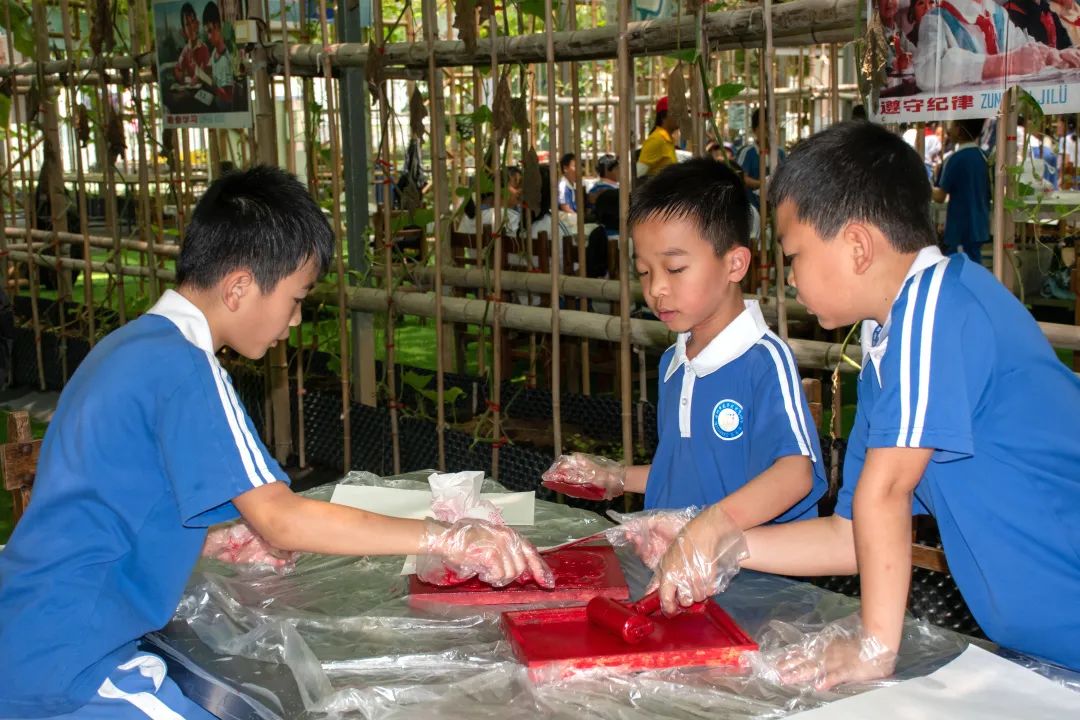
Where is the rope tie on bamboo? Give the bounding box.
[486,400,501,412]
[491,435,510,449]
[387,400,406,410]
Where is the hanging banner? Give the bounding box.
[154,0,252,129]
[871,0,1080,122]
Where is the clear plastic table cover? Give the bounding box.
[150,471,1080,719]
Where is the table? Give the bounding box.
[149,471,1078,719]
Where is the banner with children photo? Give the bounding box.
[154,0,252,129]
[872,0,1080,122]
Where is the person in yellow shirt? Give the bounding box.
[638,96,680,178]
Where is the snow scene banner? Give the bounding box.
[154,0,252,129]
[872,0,1080,122]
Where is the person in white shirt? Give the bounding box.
[557,153,578,214]
[914,0,1080,91]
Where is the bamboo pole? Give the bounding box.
[3,229,179,256]
[34,2,71,383]
[374,0,401,474]
[488,12,504,480]
[797,46,804,137]
[58,0,95,348]
[993,89,1012,282]
[423,0,448,471]
[569,7,590,395]
[829,42,839,125]
[10,3,43,390]
[311,283,871,372]
[545,0,563,457]
[757,50,769,297]
[765,0,788,340]
[616,0,633,470]
[129,2,157,304]
[473,67,486,377]
[4,0,864,78]
[281,1,310,471]
[318,0,352,471]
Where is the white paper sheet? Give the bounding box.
[791,645,1080,719]
[329,484,535,525]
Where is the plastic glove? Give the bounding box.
[744,613,898,690]
[604,506,700,569]
[541,453,626,501]
[644,505,748,615]
[416,517,555,588]
[201,522,298,573]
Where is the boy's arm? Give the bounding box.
[234,481,425,555]
[623,464,650,494]
[717,454,813,530]
[742,514,856,576]
[851,446,931,654]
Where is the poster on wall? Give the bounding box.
[153,0,252,129]
[872,0,1080,122]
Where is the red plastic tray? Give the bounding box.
[407,543,629,607]
[502,599,758,679]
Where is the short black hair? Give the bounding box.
[177,165,334,291]
[751,107,765,130]
[851,104,867,121]
[629,157,750,255]
[202,1,220,27]
[596,153,618,176]
[769,121,936,253]
[180,2,197,21]
[559,153,576,171]
[654,109,668,129]
[955,118,985,142]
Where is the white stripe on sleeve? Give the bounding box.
[97,679,185,720]
[204,351,264,488]
[896,272,924,447]
[910,261,948,447]
[766,331,817,462]
[218,365,277,485]
[757,338,811,458]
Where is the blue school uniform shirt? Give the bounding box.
[0,290,288,717]
[736,144,786,210]
[836,247,1080,670]
[937,144,989,250]
[646,300,826,519]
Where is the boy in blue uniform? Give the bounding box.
[543,158,827,591]
[638,122,1080,686]
[0,166,551,719]
[933,118,990,263]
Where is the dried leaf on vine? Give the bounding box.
[400,176,422,212]
[90,0,116,57]
[859,10,890,103]
[410,87,428,140]
[76,105,91,147]
[107,111,126,165]
[367,41,386,98]
[454,0,479,54]
[668,63,689,125]
[523,147,542,213]
[511,96,529,131]
[492,73,514,143]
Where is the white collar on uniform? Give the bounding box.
[861,245,946,375]
[147,289,216,355]
[942,0,986,22]
[664,300,769,382]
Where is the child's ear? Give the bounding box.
[727,246,752,283]
[220,269,255,312]
[843,222,876,276]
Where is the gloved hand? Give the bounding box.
[644,505,748,614]
[541,453,626,501]
[416,517,555,588]
[745,613,898,690]
[604,506,700,570]
[202,522,298,573]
